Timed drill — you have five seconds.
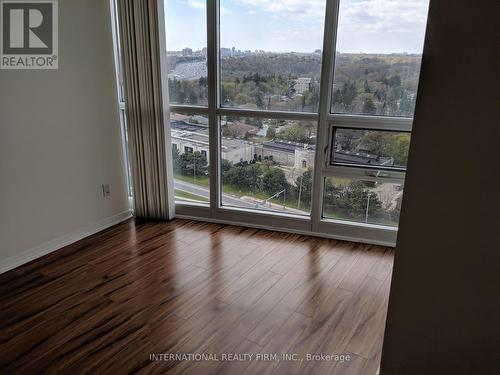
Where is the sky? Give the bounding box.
[165,0,429,54]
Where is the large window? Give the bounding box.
[165,0,208,106]
[320,0,428,232]
[331,128,410,169]
[219,0,326,112]
[331,0,428,117]
[161,0,429,245]
[170,113,210,205]
[323,177,404,226]
[220,116,316,215]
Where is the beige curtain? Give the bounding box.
[117,0,172,219]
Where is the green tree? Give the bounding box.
[266,126,276,139]
[294,168,313,207]
[262,168,289,195]
[359,131,390,156]
[362,98,376,114]
[388,133,410,166]
[364,79,371,93]
[224,163,262,191]
[334,181,383,220]
[255,91,264,109]
[399,92,415,116]
[341,80,357,107]
[221,159,233,174]
[234,93,252,105]
[198,76,208,87]
[276,124,311,144]
[179,151,208,178]
[172,147,182,173]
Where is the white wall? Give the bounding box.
[0,0,129,270]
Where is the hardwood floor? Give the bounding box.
[0,218,394,374]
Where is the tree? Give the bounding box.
[221,159,233,174]
[323,178,342,203]
[262,168,289,195]
[399,92,415,116]
[276,124,312,144]
[234,93,251,105]
[336,129,363,150]
[198,76,208,87]
[221,125,240,138]
[332,88,343,106]
[179,151,208,178]
[337,181,382,220]
[364,79,371,93]
[266,126,276,139]
[294,168,313,207]
[323,180,385,221]
[301,89,320,111]
[388,133,410,166]
[255,91,264,109]
[341,80,357,107]
[223,163,262,191]
[362,98,376,114]
[359,131,390,156]
[172,147,182,173]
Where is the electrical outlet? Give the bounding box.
[102,184,111,197]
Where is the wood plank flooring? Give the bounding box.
[0,218,394,374]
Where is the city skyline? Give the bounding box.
[165,0,429,54]
[167,46,424,55]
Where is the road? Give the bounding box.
[174,179,307,215]
[174,179,257,209]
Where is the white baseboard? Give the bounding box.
[0,210,133,275]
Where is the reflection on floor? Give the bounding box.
[0,218,394,374]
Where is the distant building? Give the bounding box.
[171,118,395,173]
[170,121,209,161]
[170,120,253,164]
[221,138,254,164]
[172,118,398,172]
[255,140,315,167]
[222,122,259,138]
[294,146,315,169]
[191,115,208,126]
[220,48,231,57]
[333,150,394,166]
[314,49,322,54]
[182,47,192,56]
[294,77,312,94]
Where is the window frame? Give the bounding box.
[157,0,423,246]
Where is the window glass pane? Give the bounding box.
[323,177,403,226]
[331,0,429,117]
[119,109,133,197]
[170,112,210,204]
[220,116,317,215]
[219,0,327,112]
[332,128,410,168]
[165,0,208,105]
